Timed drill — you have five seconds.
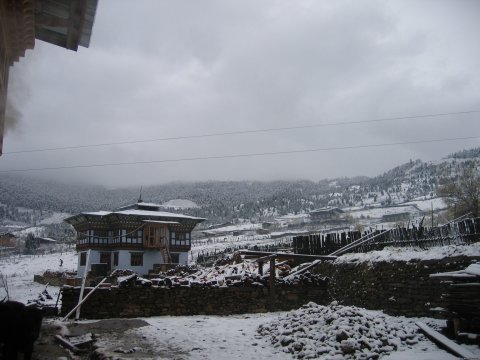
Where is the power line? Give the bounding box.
[3,109,479,155]
[0,135,478,173]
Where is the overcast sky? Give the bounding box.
[2,0,480,188]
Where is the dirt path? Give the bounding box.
[33,318,186,359]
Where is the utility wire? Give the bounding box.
[0,135,478,173]
[3,109,479,155]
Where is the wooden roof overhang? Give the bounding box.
[34,0,98,51]
[1,0,97,66]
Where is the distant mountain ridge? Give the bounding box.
[1,147,479,227]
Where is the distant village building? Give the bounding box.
[309,207,344,222]
[34,237,57,251]
[65,201,205,276]
[0,232,16,247]
[382,212,410,223]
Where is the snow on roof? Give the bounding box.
[137,202,162,207]
[67,206,205,223]
[36,237,57,243]
[114,209,204,220]
[202,222,262,234]
[82,211,111,216]
[143,220,179,225]
[310,207,343,213]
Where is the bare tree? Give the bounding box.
[438,168,480,218]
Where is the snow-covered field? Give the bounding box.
[1,248,480,359]
[349,205,421,220]
[0,251,77,304]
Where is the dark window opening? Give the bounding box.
[100,252,110,265]
[80,252,87,266]
[170,253,180,264]
[113,252,119,266]
[130,252,143,266]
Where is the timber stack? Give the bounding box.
[430,262,480,345]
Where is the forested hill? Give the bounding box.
[0,147,479,226]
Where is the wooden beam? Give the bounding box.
[54,335,81,354]
[62,276,107,321]
[269,257,275,310]
[284,260,321,281]
[238,250,336,261]
[416,321,476,359]
[75,249,90,320]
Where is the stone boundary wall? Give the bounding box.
[313,255,480,317]
[61,255,480,319]
[61,283,329,319]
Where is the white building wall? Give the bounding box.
[77,249,101,277]
[110,250,162,275]
[178,252,188,265]
[77,249,190,277]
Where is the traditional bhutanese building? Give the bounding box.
[65,201,205,276]
[0,0,98,154]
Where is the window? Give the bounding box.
[100,252,111,265]
[170,253,180,264]
[130,252,143,266]
[80,252,87,266]
[126,229,143,245]
[170,231,191,246]
[113,252,119,266]
[87,229,94,243]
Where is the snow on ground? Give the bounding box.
[37,212,71,225]
[2,248,480,358]
[0,250,77,303]
[134,313,293,359]
[131,304,480,360]
[348,205,421,220]
[402,197,447,212]
[335,243,480,265]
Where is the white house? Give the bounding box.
[65,201,205,277]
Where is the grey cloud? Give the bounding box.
[1,0,479,187]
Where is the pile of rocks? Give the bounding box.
[146,259,328,289]
[257,301,426,359]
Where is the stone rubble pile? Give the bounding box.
[257,301,427,359]
[148,261,328,289]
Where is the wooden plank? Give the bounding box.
[284,260,321,281]
[416,321,477,359]
[54,335,81,354]
[62,277,108,321]
[268,258,276,310]
[239,250,336,261]
[465,263,480,276]
[76,249,90,320]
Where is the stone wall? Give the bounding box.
[313,255,480,317]
[61,282,329,319]
[61,255,480,319]
[34,272,81,287]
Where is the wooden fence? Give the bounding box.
[293,217,480,256]
[195,238,293,266]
